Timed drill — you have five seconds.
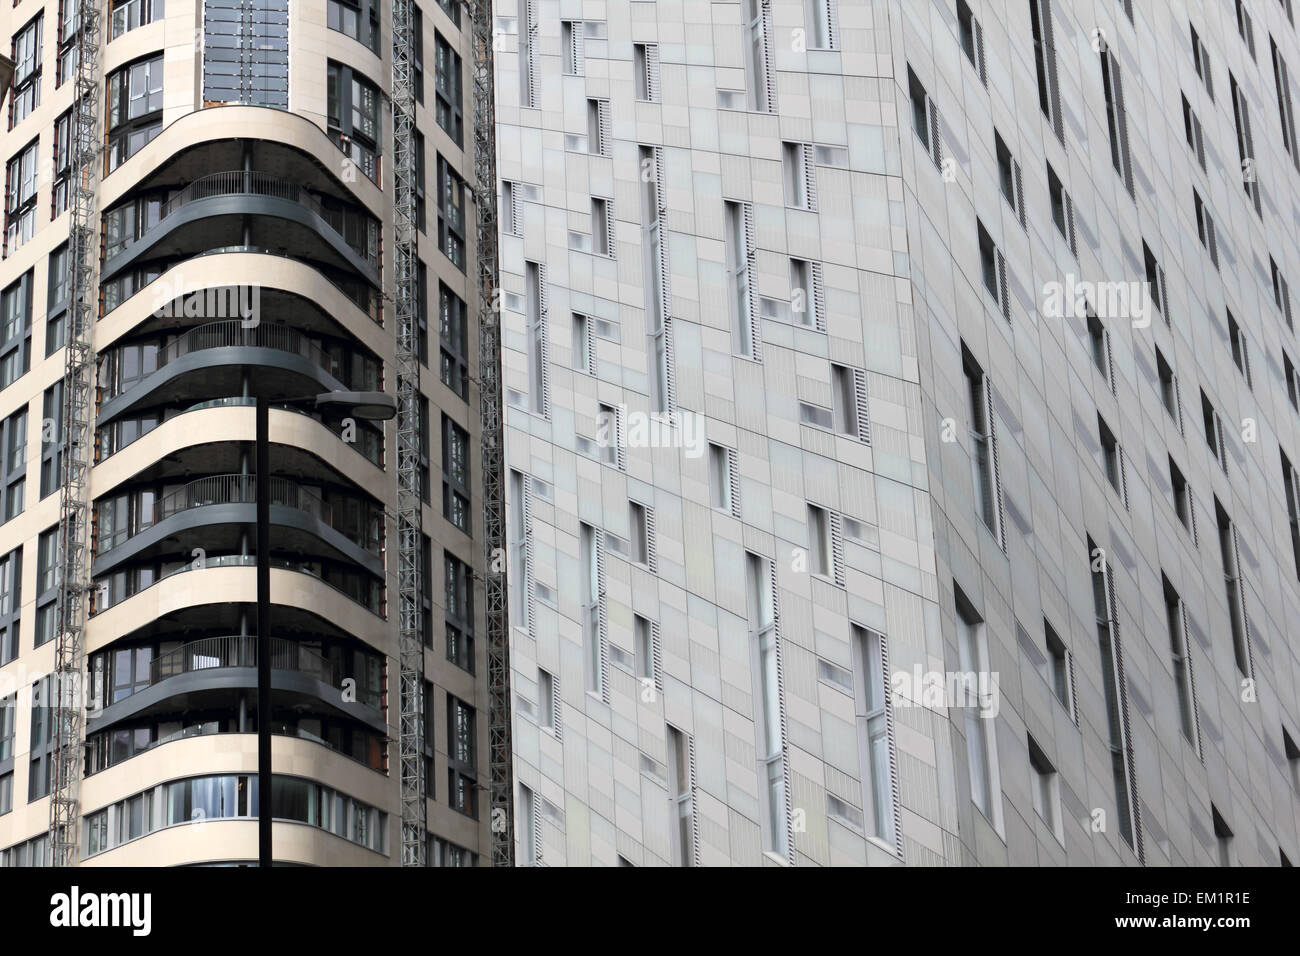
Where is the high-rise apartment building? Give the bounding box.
[0,0,493,865]
[497,0,1300,866]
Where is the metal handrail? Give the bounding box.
[148,635,338,687]
[100,320,337,400]
[150,169,378,265]
[96,473,383,555]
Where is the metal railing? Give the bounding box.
[95,474,383,555]
[149,635,339,689]
[152,170,379,265]
[100,320,338,401]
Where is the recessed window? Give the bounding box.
[629,501,650,565]
[1169,455,1194,534]
[1028,735,1062,842]
[782,141,814,209]
[1162,575,1199,751]
[1030,0,1063,139]
[1156,348,1180,427]
[1042,619,1073,716]
[538,669,556,731]
[807,503,833,578]
[1227,310,1251,386]
[1191,22,1214,100]
[1098,414,1125,504]
[203,0,288,110]
[1215,499,1252,677]
[1212,805,1234,866]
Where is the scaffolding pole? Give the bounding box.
[472,0,515,867]
[392,0,427,865]
[49,0,102,867]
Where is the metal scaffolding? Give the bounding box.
[49,0,103,866]
[392,0,427,866]
[472,0,515,867]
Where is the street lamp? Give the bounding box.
[256,389,396,868]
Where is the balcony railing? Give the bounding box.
[95,474,383,555]
[152,169,379,266]
[100,320,346,402]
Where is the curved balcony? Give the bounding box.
[96,319,382,428]
[101,170,381,291]
[87,635,386,736]
[92,474,385,580]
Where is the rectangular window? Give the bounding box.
[743,0,775,112]
[1201,390,1227,472]
[444,552,474,673]
[1229,74,1261,214]
[1182,93,1207,170]
[1043,619,1073,717]
[538,668,556,731]
[709,442,738,516]
[507,470,529,634]
[52,109,72,220]
[0,691,14,762]
[1235,0,1255,57]
[1142,241,1168,321]
[0,548,20,666]
[581,523,604,698]
[525,261,548,416]
[436,154,466,269]
[851,624,896,847]
[1086,311,1111,388]
[976,220,1009,320]
[0,407,26,523]
[57,2,79,86]
[807,503,832,578]
[40,382,64,500]
[1286,352,1300,411]
[561,20,583,75]
[1087,537,1137,853]
[587,98,609,156]
[29,675,53,801]
[805,0,836,50]
[1193,191,1218,267]
[955,589,1000,831]
[724,200,758,359]
[441,414,470,535]
[9,14,42,129]
[1169,455,1194,535]
[0,269,32,392]
[957,0,986,83]
[963,346,1002,544]
[1047,161,1076,255]
[634,614,655,683]
[1282,451,1300,581]
[907,67,942,168]
[434,31,463,145]
[1098,414,1126,506]
[641,146,673,410]
[994,132,1024,223]
[1227,310,1251,386]
[629,501,651,567]
[782,142,815,210]
[1271,256,1294,329]
[747,551,787,858]
[1100,47,1133,195]
[326,62,379,182]
[633,43,659,101]
[831,363,867,441]
[446,695,477,817]
[1215,499,1252,677]
[1028,736,1062,842]
[1156,347,1180,428]
[1162,575,1199,751]
[325,0,379,53]
[518,784,538,864]
[666,725,693,866]
[4,139,38,256]
[437,282,468,401]
[1212,805,1234,866]
[572,313,593,375]
[591,197,613,257]
[1273,38,1299,170]
[519,0,537,107]
[107,55,164,171]
[1191,22,1214,99]
[203,0,288,110]
[1030,0,1063,139]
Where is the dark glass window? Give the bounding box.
[434,31,463,145]
[327,61,381,183]
[0,271,32,392]
[439,282,468,401]
[202,0,288,110]
[107,55,164,171]
[436,155,466,270]
[9,14,42,128]
[4,139,38,255]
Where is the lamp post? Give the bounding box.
[256,390,396,868]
